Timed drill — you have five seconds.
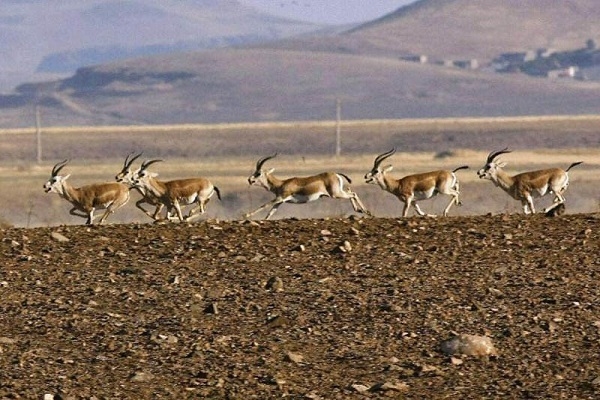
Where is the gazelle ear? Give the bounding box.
[497,161,507,168]
[267,168,275,174]
[63,174,71,180]
[149,172,159,178]
[383,165,394,172]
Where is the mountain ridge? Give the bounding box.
[0,0,324,92]
[2,0,600,128]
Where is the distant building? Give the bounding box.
[454,59,479,69]
[547,66,579,79]
[400,54,428,63]
[536,48,555,58]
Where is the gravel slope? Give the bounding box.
[1,214,599,399]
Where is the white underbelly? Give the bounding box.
[532,185,549,198]
[287,192,325,203]
[413,188,436,200]
[179,194,198,205]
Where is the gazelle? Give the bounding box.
[43,160,130,225]
[477,148,583,214]
[364,148,468,217]
[244,153,370,220]
[132,159,221,222]
[115,152,164,221]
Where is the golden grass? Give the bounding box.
[1,116,598,227]
[2,114,600,135]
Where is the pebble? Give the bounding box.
[51,232,69,242]
[440,334,498,356]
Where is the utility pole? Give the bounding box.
[35,105,42,164]
[335,98,341,156]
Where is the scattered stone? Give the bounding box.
[415,363,443,376]
[0,337,17,344]
[350,384,370,393]
[341,240,352,252]
[50,232,70,242]
[265,277,284,292]
[204,303,219,315]
[440,334,498,357]
[370,381,409,392]
[266,315,289,329]
[334,240,352,253]
[130,371,154,382]
[285,351,304,364]
[293,244,306,252]
[450,356,464,365]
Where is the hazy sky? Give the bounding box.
[238,0,417,25]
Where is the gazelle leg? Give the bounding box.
[401,197,411,217]
[136,199,159,220]
[336,188,369,215]
[442,188,461,216]
[152,203,165,220]
[524,194,536,214]
[245,198,282,219]
[413,202,428,217]
[443,195,459,216]
[172,200,185,222]
[97,208,114,224]
[69,207,89,220]
[544,193,566,213]
[264,202,284,220]
[350,192,370,214]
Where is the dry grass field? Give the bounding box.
[0,116,599,227]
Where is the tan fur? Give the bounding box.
[246,155,369,220]
[478,149,582,214]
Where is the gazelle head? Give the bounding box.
[364,148,396,188]
[133,159,163,186]
[477,148,511,180]
[248,153,277,189]
[115,152,142,185]
[43,159,71,194]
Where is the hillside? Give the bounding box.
[2,0,600,128]
[274,0,600,62]
[0,0,322,93]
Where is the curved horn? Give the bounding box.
[255,153,278,171]
[486,148,511,163]
[52,159,69,176]
[140,159,163,170]
[123,152,142,169]
[373,148,396,169]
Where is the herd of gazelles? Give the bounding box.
[42,148,583,225]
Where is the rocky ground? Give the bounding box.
[1,213,599,399]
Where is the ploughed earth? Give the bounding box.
[0,213,599,399]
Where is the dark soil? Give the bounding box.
[1,214,599,399]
